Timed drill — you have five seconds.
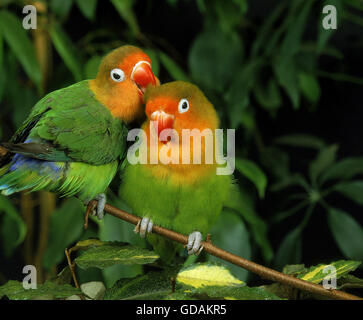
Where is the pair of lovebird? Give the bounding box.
[0,45,231,262]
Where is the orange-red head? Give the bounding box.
[144,81,219,139]
[91,45,158,122]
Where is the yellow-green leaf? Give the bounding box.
[298,260,361,284]
[74,241,159,270]
[176,263,244,288]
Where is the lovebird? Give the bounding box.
[0,45,157,218]
[119,81,232,262]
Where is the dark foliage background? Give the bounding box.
[0,0,363,294]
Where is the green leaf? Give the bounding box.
[327,207,363,261]
[49,22,83,81]
[274,134,326,149]
[0,280,81,300]
[143,48,160,77]
[176,263,244,288]
[274,225,303,270]
[208,210,251,281]
[110,0,139,36]
[259,146,290,180]
[298,72,321,103]
[235,158,267,198]
[74,241,159,270]
[0,26,4,103]
[75,0,97,20]
[188,28,243,91]
[104,270,175,300]
[224,59,262,128]
[43,198,84,270]
[176,284,282,300]
[50,0,73,19]
[317,0,342,53]
[309,144,339,183]
[333,180,363,205]
[159,51,189,82]
[298,260,361,284]
[0,195,26,257]
[320,157,363,184]
[84,55,102,79]
[253,78,282,114]
[273,57,300,109]
[226,185,273,262]
[0,10,41,88]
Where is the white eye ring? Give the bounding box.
[110,68,125,82]
[178,98,189,113]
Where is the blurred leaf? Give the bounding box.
[224,59,263,128]
[270,173,310,192]
[208,210,251,281]
[179,285,282,300]
[260,147,290,180]
[298,260,361,284]
[274,134,326,149]
[226,185,273,262]
[49,22,83,81]
[253,78,282,114]
[320,157,363,184]
[110,0,139,36]
[43,198,84,270]
[0,10,41,88]
[273,57,300,109]
[144,48,160,77]
[188,28,243,92]
[159,51,189,82]
[235,158,267,198]
[50,0,74,19]
[327,207,363,261]
[339,274,363,290]
[0,280,81,300]
[251,2,286,57]
[333,180,363,205]
[0,27,4,103]
[275,225,303,270]
[317,0,342,53]
[74,241,159,270]
[176,262,244,288]
[309,144,339,183]
[104,270,175,300]
[0,195,26,257]
[298,72,321,103]
[75,0,97,20]
[84,55,102,79]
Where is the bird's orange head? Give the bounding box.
[144,81,219,139]
[91,45,158,122]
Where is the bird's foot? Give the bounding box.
[134,217,153,238]
[90,193,106,220]
[187,231,204,255]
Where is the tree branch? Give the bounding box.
[86,200,362,301]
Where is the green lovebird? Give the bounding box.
[119,81,232,262]
[0,45,157,218]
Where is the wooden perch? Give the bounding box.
[85,200,363,301]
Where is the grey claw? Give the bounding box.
[91,193,106,220]
[135,217,153,238]
[187,231,203,255]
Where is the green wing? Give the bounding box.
[4,80,127,166]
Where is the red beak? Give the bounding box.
[131,61,157,100]
[150,110,175,142]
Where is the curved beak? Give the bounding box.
[150,110,175,139]
[131,61,157,99]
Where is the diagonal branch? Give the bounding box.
[86,200,362,301]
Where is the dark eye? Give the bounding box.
[110,68,125,82]
[178,98,189,113]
